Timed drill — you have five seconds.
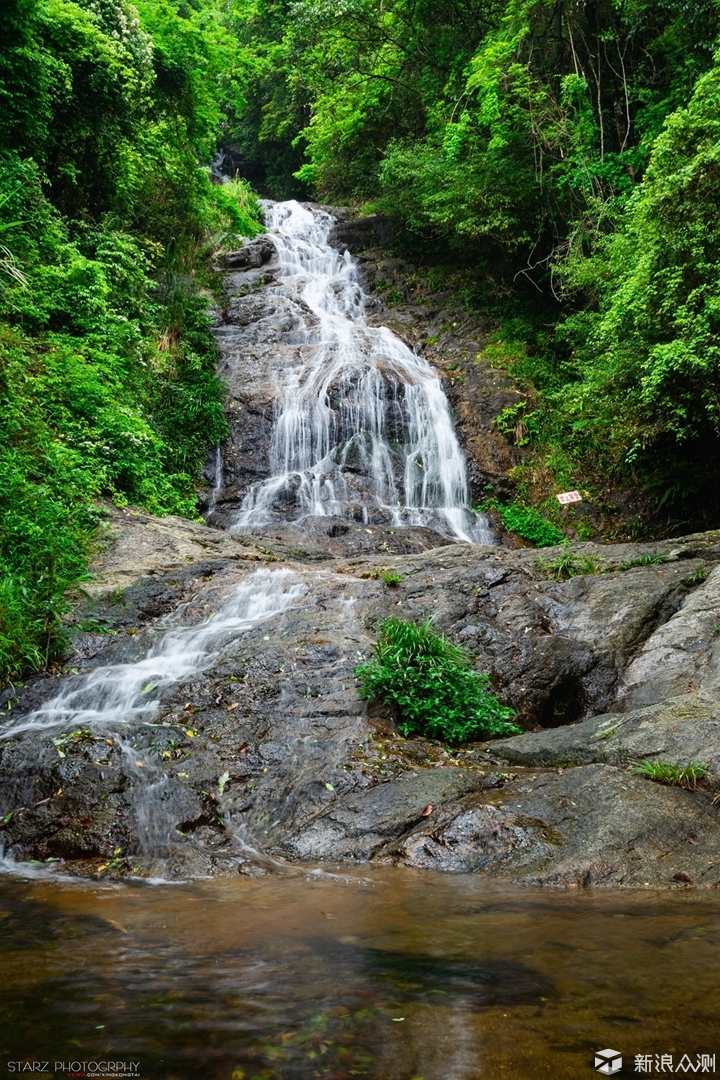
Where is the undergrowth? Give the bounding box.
[538,553,602,581]
[478,497,565,547]
[356,618,520,744]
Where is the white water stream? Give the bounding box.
[233,201,490,544]
[0,568,306,742]
[0,568,308,864]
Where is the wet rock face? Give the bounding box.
[382,765,720,888]
[4,526,720,886]
[328,215,523,504]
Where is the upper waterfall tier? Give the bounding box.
[212,200,490,546]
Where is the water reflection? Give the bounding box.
[1,868,719,1078]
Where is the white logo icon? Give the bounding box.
[595,1049,622,1074]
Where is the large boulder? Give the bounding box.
[221,234,275,268]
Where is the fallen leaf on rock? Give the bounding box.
[184,729,197,738]
[421,804,433,817]
[673,871,693,883]
[227,703,239,711]
[238,742,250,754]
[80,818,92,827]
[325,782,335,791]
[217,771,230,796]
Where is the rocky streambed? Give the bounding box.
[3,510,720,889]
[2,204,720,889]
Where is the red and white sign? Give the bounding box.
[556,490,582,505]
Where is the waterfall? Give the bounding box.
[232,201,491,544]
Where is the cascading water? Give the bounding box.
[1,569,306,743]
[0,569,307,865]
[232,201,491,544]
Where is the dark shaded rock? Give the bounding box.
[329,215,394,253]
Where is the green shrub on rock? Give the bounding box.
[478,498,565,547]
[356,618,520,744]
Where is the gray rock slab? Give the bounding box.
[616,565,720,709]
[86,504,277,597]
[274,768,480,862]
[492,690,720,776]
[385,764,720,887]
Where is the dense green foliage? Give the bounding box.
[356,618,520,743]
[478,498,565,546]
[0,0,263,681]
[231,0,720,527]
[556,60,720,513]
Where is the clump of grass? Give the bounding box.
[691,566,707,584]
[381,572,403,587]
[632,759,711,789]
[538,552,601,581]
[355,618,521,743]
[619,553,665,570]
[477,498,565,547]
[366,567,403,586]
